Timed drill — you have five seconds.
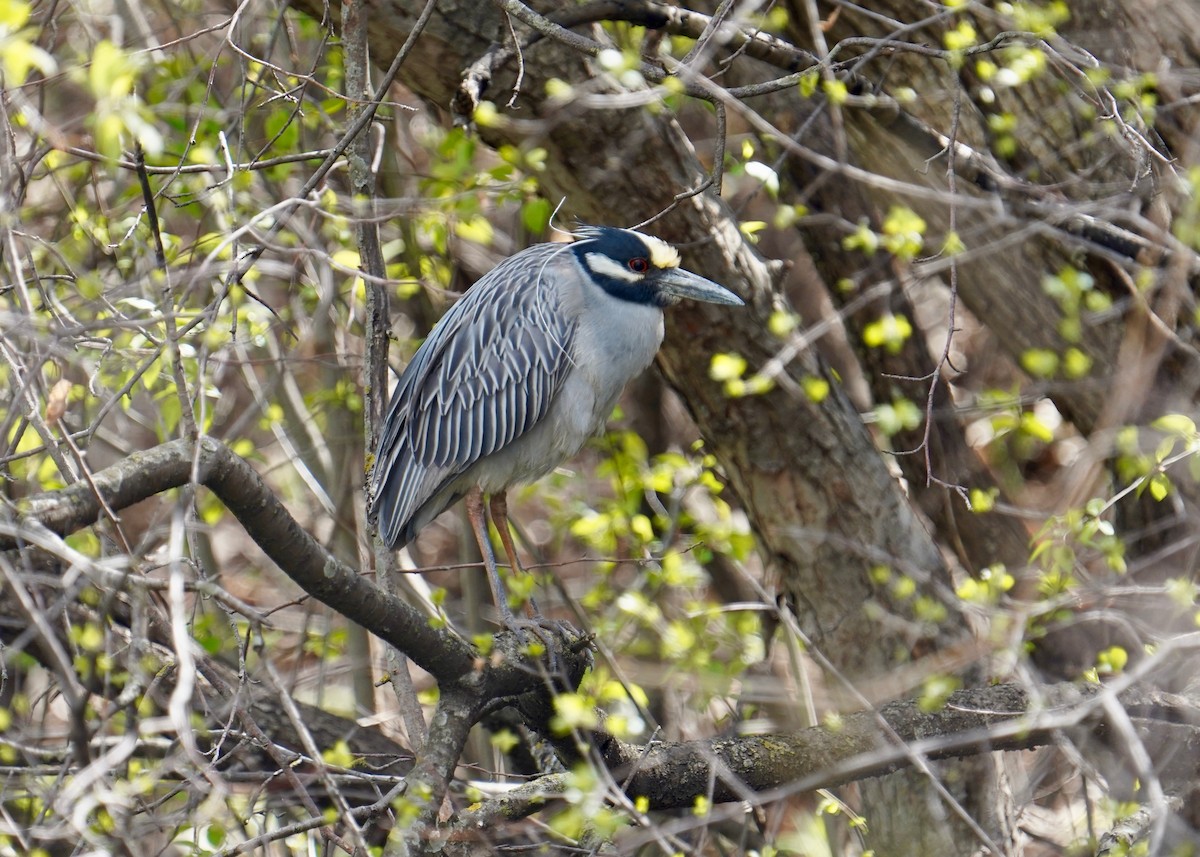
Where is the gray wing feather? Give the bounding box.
[370,243,577,547]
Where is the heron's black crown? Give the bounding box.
[572,227,683,307]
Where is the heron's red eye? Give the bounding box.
[628,257,650,274]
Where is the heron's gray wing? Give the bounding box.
[415,279,574,465]
[370,244,576,545]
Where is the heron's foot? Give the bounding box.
[497,614,591,680]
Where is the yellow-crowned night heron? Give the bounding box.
[369,226,743,622]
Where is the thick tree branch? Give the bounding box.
[602,682,1181,806]
[548,0,817,70]
[444,680,1200,831]
[458,0,818,117]
[6,435,588,694]
[7,437,474,682]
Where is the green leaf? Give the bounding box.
[919,674,961,712]
[490,729,519,753]
[798,68,820,98]
[1,35,56,83]
[941,230,966,255]
[1148,472,1171,502]
[968,487,997,512]
[773,204,806,229]
[862,313,913,353]
[1153,414,1197,437]
[1096,645,1128,674]
[843,220,880,254]
[802,375,830,403]
[1165,577,1198,609]
[454,215,494,245]
[472,101,501,127]
[1062,348,1093,378]
[322,740,357,769]
[520,197,552,233]
[87,40,138,100]
[822,78,849,104]
[1155,436,1178,463]
[1019,411,1055,443]
[262,105,300,153]
[768,309,800,337]
[881,206,927,260]
[873,398,922,436]
[0,0,32,28]
[551,693,600,733]
[943,21,977,51]
[738,220,768,241]
[1020,348,1059,378]
[545,78,573,99]
[709,352,747,381]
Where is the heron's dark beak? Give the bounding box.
[656,268,744,306]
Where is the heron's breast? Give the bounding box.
[469,303,664,493]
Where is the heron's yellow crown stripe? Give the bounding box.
[636,232,681,269]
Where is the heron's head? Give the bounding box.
[571,227,743,308]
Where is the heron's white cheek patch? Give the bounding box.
[585,252,641,283]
